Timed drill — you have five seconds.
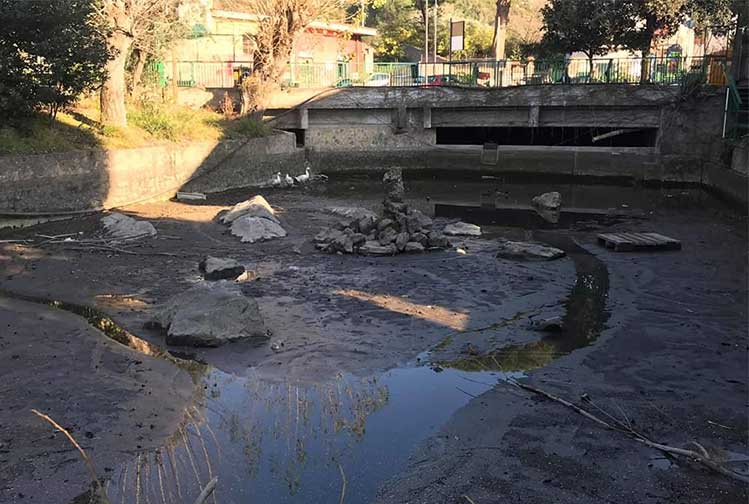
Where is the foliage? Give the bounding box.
[0,0,110,121]
[370,0,422,60]
[540,0,631,61]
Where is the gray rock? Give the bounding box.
[404,241,425,253]
[427,231,450,248]
[410,232,428,245]
[360,241,397,256]
[495,239,566,261]
[384,199,408,216]
[199,256,246,281]
[230,216,287,243]
[376,218,394,232]
[326,206,378,222]
[221,195,279,224]
[532,191,562,224]
[395,232,409,251]
[314,228,352,253]
[378,227,398,245]
[443,221,482,237]
[358,215,377,235]
[529,316,565,332]
[382,168,405,202]
[406,209,432,233]
[152,283,267,347]
[101,213,157,240]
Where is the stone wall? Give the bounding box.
[0,131,303,214]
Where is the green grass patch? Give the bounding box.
[0,102,272,155]
[0,114,101,155]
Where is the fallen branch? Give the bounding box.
[31,409,111,503]
[509,380,749,484]
[338,462,347,504]
[192,476,218,504]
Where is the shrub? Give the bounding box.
[0,0,110,121]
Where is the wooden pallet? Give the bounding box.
[597,232,681,252]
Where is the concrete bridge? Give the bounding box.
[267,85,725,184]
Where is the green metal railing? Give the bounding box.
[723,73,747,141]
[154,56,731,90]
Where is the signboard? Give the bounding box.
[450,20,464,53]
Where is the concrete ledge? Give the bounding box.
[703,161,749,211]
[0,132,302,213]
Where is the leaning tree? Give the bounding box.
[97,0,184,127]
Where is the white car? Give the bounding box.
[365,72,391,87]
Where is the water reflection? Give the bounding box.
[438,239,609,372]
[105,367,497,504]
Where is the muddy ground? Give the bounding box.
[0,175,746,503]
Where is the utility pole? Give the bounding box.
[433,0,438,74]
[425,3,429,73]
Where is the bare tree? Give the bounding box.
[98,0,183,127]
[224,0,351,118]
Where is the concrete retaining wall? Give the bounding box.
[0,132,303,213]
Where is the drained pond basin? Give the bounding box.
[0,172,746,504]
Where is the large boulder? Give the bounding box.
[199,256,246,281]
[152,284,267,347]
[495,239,566,261]
[532,191,562,224]
[101,213,157,240]
[230,216,287,243]
[220,195,279,224]
[443,221,482,237]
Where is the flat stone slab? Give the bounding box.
[230,215,287,243]
[220,195,279,224]
[496,240,566,261]
[101,212,156,240]
[443,222,482,237]
[152,283,267,347]
[360,240,397,256]
[199,256,246,281]
[325,206,378,222]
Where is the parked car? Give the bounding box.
[365,72,391,87]
[336,78,358,87]
[426,74,461,86]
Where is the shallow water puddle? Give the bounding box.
[104,367,523,503]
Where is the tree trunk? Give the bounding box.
[130,48,146,99]
[101,31,132,127]
[491,0,510,61]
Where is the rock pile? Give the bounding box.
[218,195,287,243]
[314,168,450,255]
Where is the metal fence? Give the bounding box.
[159,56,730,90]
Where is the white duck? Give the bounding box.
[294,166,311,184]
[270,172,283,187]
[284,173,295,186]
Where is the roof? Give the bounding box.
[211,9,376,36]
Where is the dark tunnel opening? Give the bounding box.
[435,126,658,147]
